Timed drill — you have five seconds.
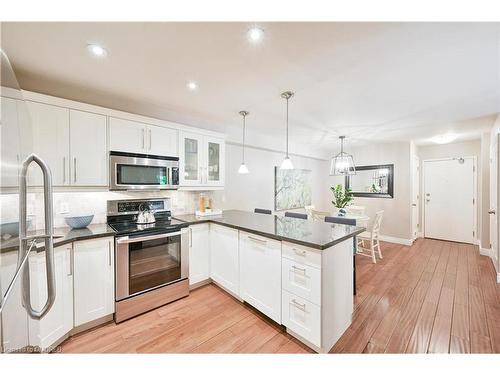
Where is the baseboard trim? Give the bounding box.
[479,247,494,258]
[417,232,424,238]
[378,235,413,246]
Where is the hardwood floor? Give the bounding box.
[59,238,500,354]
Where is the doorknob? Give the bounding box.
[488,210,496,215]
[412,204,417,207]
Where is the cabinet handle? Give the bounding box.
[248,236,267,244]
[291,299,306,311]
[293,248,306,257]
[189,227,193,248]
[199,167,202,183]
[149,129,152,151]
[141,129,145,150]
[68,246,73,276]
[73,157,77,183]
[63,157,66,184]
[108,241,112,267]
[292,265,306,274]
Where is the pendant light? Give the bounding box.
[330,136,356,175]
[238,110,250,174]
[280,91,294,170]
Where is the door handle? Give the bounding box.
[412,203,417,207]
[19,153,56,320]
[488,210,496,215]
[108,241,112,266]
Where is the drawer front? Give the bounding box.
[282,241,321,269]
[282,257,321,305]
[282,290,321,347]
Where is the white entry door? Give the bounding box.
[490,134,498,266]
[424,157,475,243]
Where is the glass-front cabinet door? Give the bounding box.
[204,136,225,187]
[179,131,203,185]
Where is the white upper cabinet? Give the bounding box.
[69,110,107,186]
[147,124,178,157]
[27,101,70,186]
[109,117,178,157]
[204,136,225,187]
[179,132,225,187]
[109,117,147,154]
[28,245,73,350]
[179,131,204,185]
[0,97,22,187]
[73,237,115,327]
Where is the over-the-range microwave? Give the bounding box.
[109,151,179,190]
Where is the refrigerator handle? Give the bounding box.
[19,153,56,320]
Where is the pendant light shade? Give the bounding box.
[280,91,294,170]
[330,136,356,176]
[238,110,250,174]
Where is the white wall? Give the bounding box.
[417,140,482,244]
[213,143,331,214]
[329,142,412,241]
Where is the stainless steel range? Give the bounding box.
[107,198,189,323]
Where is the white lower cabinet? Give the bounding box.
[188,223,210,285]
[73,237,115,327]
[282,290,321,347]
[209,224,239,296]
[28,244,73,350]
[239,232,282,323]
[0,251,29,352]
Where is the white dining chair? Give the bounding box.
[304,205,315,219]
[357,210,384,263]
[311,209,330,222]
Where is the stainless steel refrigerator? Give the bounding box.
[0,49,56,353]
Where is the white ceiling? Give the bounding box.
[1,22,499,157]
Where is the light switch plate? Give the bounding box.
[60,202,69,214]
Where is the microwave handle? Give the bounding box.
[168,167,173,185]
[116,230,184,244]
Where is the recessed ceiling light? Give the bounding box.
[247,27,264,43]
[431,133,458,144]
[87,44,107,57]
[186,81,198,91]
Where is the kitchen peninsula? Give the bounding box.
[174,210,364,353]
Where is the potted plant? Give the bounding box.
[331,184,354,216]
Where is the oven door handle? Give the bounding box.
[116,231,182,244]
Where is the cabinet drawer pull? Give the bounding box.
[73,157,77,183]
[149,129,152,150]
[248,235,267,244]
[292,265,306,274]
[293,248,306,256]
[291,299,306,311]
[142,129,145,149]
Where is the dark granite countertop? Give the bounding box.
[0,223,116,254]
[173,210,365,250]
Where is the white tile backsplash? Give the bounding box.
[1,189,216,230]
